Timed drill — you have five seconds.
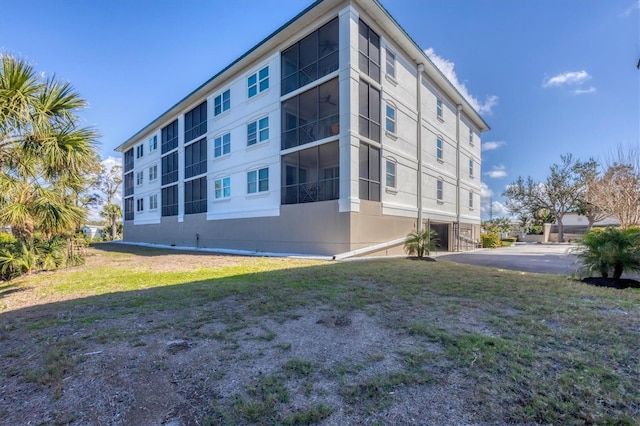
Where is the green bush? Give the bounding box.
[481,233,502,248]
[0,232,16,246]
[404,229,439,258]
[501,240,513,247]
[575,227,640,279]
[502,236,518,243]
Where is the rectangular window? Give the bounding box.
[124,172,134,197]
[469,159,474,177]
[281,78,339,149]
[184,138,207,179]
[214,133,231,157]
[436,138,443,161]
[385,104,396,134]
[358,80,381,142]
[149,135,158,152]
[136,144,144,159]
[359,143,380,201]
[281,18,339,95]
[184,101,207,143]
[149,164,158,181]
[247,117,269,146]
[184,177,207,214]
[161,151,179,185]
[161,119,179,154]
[281,141,339,205]
[358,19,380,82]
[247,167,269,194]
[124,197,134,221]
[386,50,396,78]
[214,89,230,116]
[136,198,144,212]
[161,185,178,217]
[136,171,143,186]
[149,194,158,210]
[469,191,474,209]
[124,148,134,172]
[436,99,443,120]
[214,177,231,200]
[469,128,474,145]
[248,66,269,98]
[386,160,396,188]
[437,179,443,201]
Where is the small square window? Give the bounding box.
[214,89,231,115]
[247,117,269,146]
[248,66,269,98]
[214,133,231,157]
[386,50,396,79]
[214,177,231,199]
[386,160,396,188]
[247,167,269,194]
[385,104,396,134]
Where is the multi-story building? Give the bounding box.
[116,0,489,256]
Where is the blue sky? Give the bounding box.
[1,0,638,218]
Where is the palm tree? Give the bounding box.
[404,229,439,258]
[0,54,99,240]
[101,203,122,240]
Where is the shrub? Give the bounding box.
[481,233,502,248]
[575,227,640,279]
[404,229,439,258]
[0,232,16,246]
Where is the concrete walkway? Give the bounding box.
[433,243,580,275]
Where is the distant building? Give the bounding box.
[115,0,489,256]
[81,225,106,240]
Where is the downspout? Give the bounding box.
[456,104,462,251]
[416,64,424,232]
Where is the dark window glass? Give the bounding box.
[184,177,207,215]
[124,197,134,221]
[184,101,207,143]
[281,78,339,150]
[124,172,134,197]
[161,151,179,185]
[161,119,179,154]
[358,80,381,142]
[359,143,380,201]
[281,18,339,95]
[184,138,207,179]
[124,148,134,172]
[161,185,178,217]
[281,141,339,205]
[358,19,380,82]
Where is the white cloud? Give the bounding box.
[621,0,640,16]
[543,70,591,87]
[481,140,505,152]
[484,165,507,179]
[572,86,596,95]
[424,48,498,115]
[479,181,511,218]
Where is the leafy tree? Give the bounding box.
[0,54,99,240]
[98,163,122,240]
[404,229,438,258]
[482,218,513,234]
[503,154,597,242]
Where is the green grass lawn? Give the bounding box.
[1,244,639,424]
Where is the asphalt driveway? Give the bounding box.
[434,243,580,275]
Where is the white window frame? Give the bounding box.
[136,144,144,159]
[436,179,443,202]
[247,117,269,146]
[247,66,269,98]
[469,159,474,177]
[469,191,474,209]
[386,49,396,79]
[436,138,443,161]
[214,89,231,116]
[469,128,474,145]
[385,159,396,189]
[149,135,158,152]
[247,167,269,194]
[136,198,144,212]
[149,194,158,210]
[136,171,143,186]
[214,176,231,200]
[436,99,443,120]
[149,164,157,181]
[385,104,396,134]
[214,133,231,158]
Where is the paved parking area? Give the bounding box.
[433,243,580,275]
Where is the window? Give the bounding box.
[136,198,144,212]
[358,19,380,82]
[161,119,178,154]
[385,104,396,134]
[281,18,339,95]
[214,133,231,158]
[386,160,396,188]
[281,141,339,205]
[359,143,380,201]
[136,144,144,159]
[149,194,158,210]
[136,171,143,186]
[358,80,381,142]
[149,164,158,181]
[214,177,231,200]
[469,159,474,177]
[436,138,443,161]
[184,101,207,143]
[469,191,474,209]
[214,90,230,116]
[184,138,207,179]
[281,78,339,149]
[124,148,134,172]
[124,172,134,197]
[124,197,134,221]
[161,152,178,185]
[247,167,269,194]
[436,179,443,201]
[161,185,178,217]
[248,117,269,146]
[436,99,443,120]
[469,128,474,145]
[184,177,207,214]
[149,135,158,152]
[386,49,396,79]
[248,67,269,98]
